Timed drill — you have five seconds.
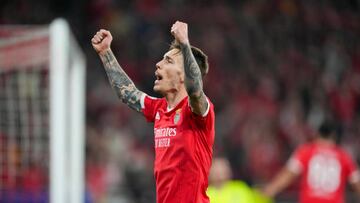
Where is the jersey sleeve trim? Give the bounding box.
[286,158,303,175]
[201,97,210,117]
[188,97,211,117]
[141,94,160,109]
[140,93,146,109]
[349,170,360,184]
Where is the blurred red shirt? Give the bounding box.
[142,95,215,203]
[287,142,360,203]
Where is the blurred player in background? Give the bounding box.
[91,21,215,203]
[263,121,360,203]
[207,157,272,203]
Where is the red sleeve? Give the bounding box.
[286,145,309,174]
[342,151,360,184]
[186,98,215,130]
[141,94,162,123]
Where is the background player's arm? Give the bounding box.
[349,169,360,198]
[262,167,298,198]
[351,181,360,198]
[171,21,208,116]
[92,29,144,112]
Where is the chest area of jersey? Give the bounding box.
[153,108,188,149]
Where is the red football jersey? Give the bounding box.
[286,142,360,203]
[141,95,215,203]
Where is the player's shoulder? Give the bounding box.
[293,143,320,159]
[335,146,354,160]
[144,94,166,105]
[145,94,162,101]
[297,142,315,152]
[141,94,169,115]
[185,95,214,115]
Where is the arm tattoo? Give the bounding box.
[180,43,208,115]
[99,50,143,112]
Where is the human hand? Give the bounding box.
[171,21,189,45]
[91,29,113,55]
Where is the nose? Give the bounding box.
[156,61,161,70]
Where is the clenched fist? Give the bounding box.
[91,29,112,55]
[171,21,189,45]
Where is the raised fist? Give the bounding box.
[171,21,189,45]
[91,29,113,54]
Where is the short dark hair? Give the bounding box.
[170,41,209,77]
[318,121,336,139]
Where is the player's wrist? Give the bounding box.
[98,48,111,56]
[179,39,190,46]
[179,41,191,50]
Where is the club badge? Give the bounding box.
[174,109,181,124]
[155,112,160,120]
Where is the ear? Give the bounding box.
[179,69,185,83]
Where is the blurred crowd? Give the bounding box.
[1,0,360,202]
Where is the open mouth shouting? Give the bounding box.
[155,71,163,85]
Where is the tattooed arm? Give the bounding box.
[171,21,208,116]
[180,43,208,115]
[92,29,144,112]
[99,50,144,112]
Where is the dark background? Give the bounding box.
[1,0,360,202]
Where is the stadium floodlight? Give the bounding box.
[0,18,86,203]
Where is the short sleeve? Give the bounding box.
[342,152,360,184]
[141,94,162,123]
[286,146,308,175]
[187,97,214,130]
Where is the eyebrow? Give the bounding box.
[163,54,174,62]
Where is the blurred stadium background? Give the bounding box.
[1,0,360,202]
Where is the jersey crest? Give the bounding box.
[155,112,160,120]
[174,109,181,124]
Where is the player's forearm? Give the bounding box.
[180,43,203,96]
[179,43,207,114]
[263,168,297,198]
[352,181,360,198]
[99,49,143,112]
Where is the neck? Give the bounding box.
[316,137,335,146]
[164,88,187,109]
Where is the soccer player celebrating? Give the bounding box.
[92,21,215,203]
[263,121,360,203]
